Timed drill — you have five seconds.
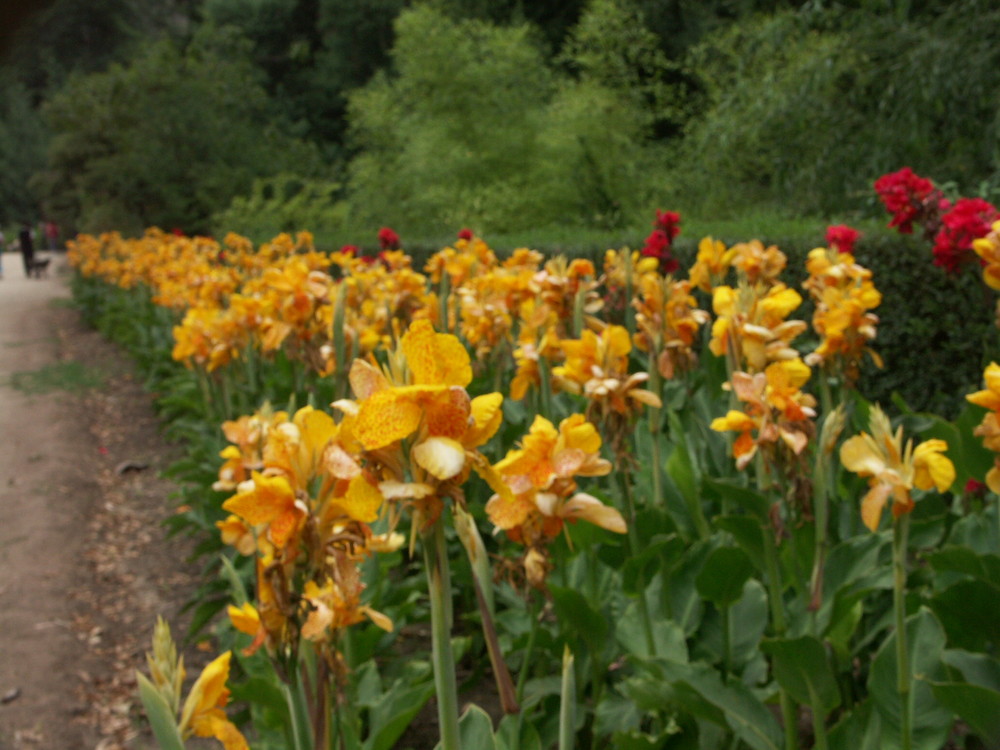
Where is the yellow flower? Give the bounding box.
[178,652,248,750]
[840,406,955,531]
[487,414,620,548]
[222,471,306,549]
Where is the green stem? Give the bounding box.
[516,595,540,705]
[808,684,829,750]
[559,645,576,750]
[422,522,461,750]
[893,516,912,750]
[763,520,798,750]
[720,604,731,681]
[619,470,657,656]
[282,670,314,750]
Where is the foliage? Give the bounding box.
[211,174,348,243]
[33,26,318,235]
[345,2,678,236]
[673,1,1000,216]
[0,76,47,225]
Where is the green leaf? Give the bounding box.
[867,607,951,750]
[550,585,608,655]
[658,660,783,750]
[828,699,882,750]
[459,704,499,750]
[928,579,1000,651]
[701,477,771,520]
[928,681,1000,748]
[695,546,754,608]
[136,672,186,750]
[714,515,765,573]
[760,636,840,715]
[941,649,1000,692]
[496,713,542,750]
[366,678,437,750]
[616,604,688,661]
[926,545,1000,587]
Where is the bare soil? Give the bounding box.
[0,253,203,749]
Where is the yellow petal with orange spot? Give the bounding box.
[425,387,472,439]
[348,358,388,400]
[341,474,384,523]
[222,472,294,526]
[402,319,472,386]
[466,392,504,447]
[486,491,535,531]
[353,389,423,450]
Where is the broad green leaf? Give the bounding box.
[928,681,1000,748]
[714,514,765,573]
[621,534,684,596]
[695,545,754,608]
[701,477,770,520]
[928,579,1000,651]
[941,649,1000,692]
[828,699,882,750]
[136,672,186,750]
[458,704,499,750]
[366,678,436,750]
[868,607,951,750]
[616,604,687,661]
[760,636,841,715]
[665,538,717,636]
[658,660,783,750]
[496,713,542,750]
[926,545,1000,587]
[549,584,608,655]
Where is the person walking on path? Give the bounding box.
[18,222,34,277]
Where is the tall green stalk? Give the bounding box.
[893,516,913,750]
[422,522,461,750]
[618,470,657,656]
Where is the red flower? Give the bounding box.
[641,228,679,274]
[965,478,988,498]
[825,224,861,254]
[340,244,358,256]
[931,197,998,274]
[457,228,474,241]
[874,167,942,235]
[654,209,682,242]
[377,227,400,250]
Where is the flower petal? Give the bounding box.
[413,436,467,480]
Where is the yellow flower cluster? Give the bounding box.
[967,362,1000,492]
[802,246,882,385]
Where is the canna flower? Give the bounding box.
[840,406,955,531]
[971,220,1000,290]
[966,362,1000,491]
[709,282,807,373]
[874,167,947,236]
[710,359,817,469]
[222,472,307,549]
[632,273,709,379]
[487,414,622,586]
[688,236,736,292]
[730,240,787,286]
[178,652,248,750]
[802,247,882,385]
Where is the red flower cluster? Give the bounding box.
[825,224,860,254]
[457,228,474,241]
[873,167,947,236]
[931,198,999,273]
[641,210,681,274]
[378,226,400,250]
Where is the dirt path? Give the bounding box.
[0,252,203,749]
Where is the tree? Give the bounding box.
[34,26,317,234]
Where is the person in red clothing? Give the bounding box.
[44,220,59,251]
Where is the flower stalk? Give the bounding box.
[422,521,462,750]
[893,515,913,750]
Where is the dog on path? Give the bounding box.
[29,258,51,278]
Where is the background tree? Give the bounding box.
[34,26,318,235]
